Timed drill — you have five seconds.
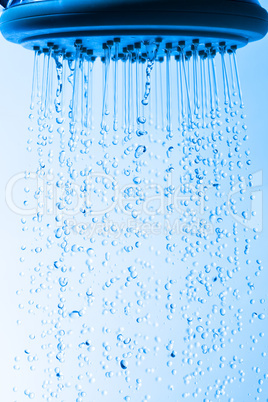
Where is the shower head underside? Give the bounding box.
[0,0,267,56]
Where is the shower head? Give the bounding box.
[0,0,267,55]
[0,0,267,136]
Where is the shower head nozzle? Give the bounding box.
[0,0,267,55]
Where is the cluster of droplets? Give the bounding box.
[12,37,267,401]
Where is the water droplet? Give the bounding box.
[135,145,146,158]
[120,359,128,369]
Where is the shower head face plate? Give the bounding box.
[0,0,268,53]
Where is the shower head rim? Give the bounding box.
[0,0,267,53]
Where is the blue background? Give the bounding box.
[0,1,267,399]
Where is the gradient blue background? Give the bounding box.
[0,1,267,399]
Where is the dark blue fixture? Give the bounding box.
[0,0,267,54]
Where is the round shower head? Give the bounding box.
[0,0,267,55]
